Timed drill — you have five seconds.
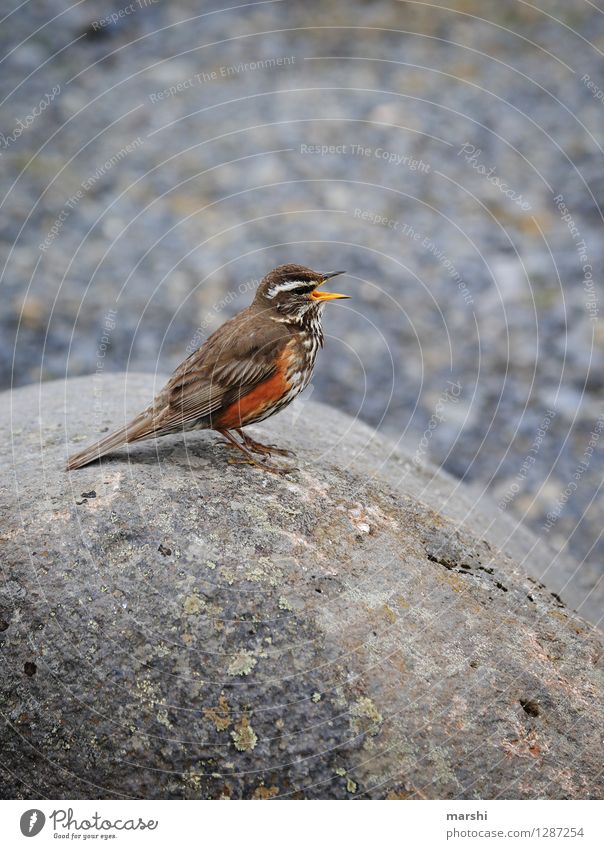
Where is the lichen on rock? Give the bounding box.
[231,717,258,752]
[1,374,603,800]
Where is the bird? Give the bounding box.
[66,264,348,474]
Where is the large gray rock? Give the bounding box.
[1,373,603,799]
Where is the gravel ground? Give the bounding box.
[1,0,603,585]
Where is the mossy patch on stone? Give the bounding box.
[227,650,257,677]
[183,593,205,615]
[351,696,383,736]
[231,716,258,752]
[203,692,231,732]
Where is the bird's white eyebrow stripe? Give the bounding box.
[266,279,316,298]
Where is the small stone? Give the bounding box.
[520,699,541,717]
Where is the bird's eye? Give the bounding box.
[291,285,310,296]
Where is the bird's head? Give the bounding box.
[254,264,348,321]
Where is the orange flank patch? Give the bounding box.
[214,345,293,429]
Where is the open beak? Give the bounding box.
[311,270,349,302]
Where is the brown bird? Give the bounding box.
[67,264,348,473]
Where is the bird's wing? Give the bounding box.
[167,353,276,424]
[154,311,285,430]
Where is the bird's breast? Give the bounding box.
[213,334,319,429]
[285,329,320,392]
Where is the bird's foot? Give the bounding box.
[218,429,296,474]
[227,456,297,475]
[237,430,296,458]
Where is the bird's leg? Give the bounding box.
[236,428,296,458]
[217,430,296,474]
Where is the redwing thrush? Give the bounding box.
[66,264,348,474]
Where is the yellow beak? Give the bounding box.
[311,270,349,302]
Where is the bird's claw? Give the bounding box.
[227,456,297,475]
[240,438,296,458]
[266,444,296,458]
[219,430,297,474]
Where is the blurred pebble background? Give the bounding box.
[1,0,603,579]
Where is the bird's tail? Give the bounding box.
[66,412,153,470]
